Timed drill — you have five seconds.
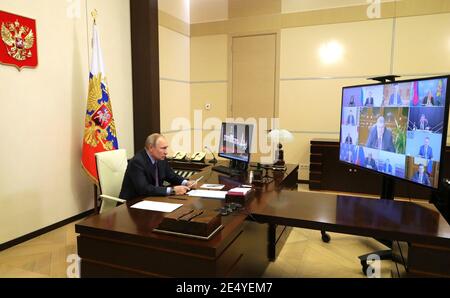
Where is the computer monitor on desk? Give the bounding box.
[213,122,254,175]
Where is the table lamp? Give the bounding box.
[267,129,294,166]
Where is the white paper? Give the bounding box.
[131,200,183,212]
[200,184,225,190]
[187,190,228,199]
[229,187,251,194]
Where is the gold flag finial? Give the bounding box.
[91,9,98,24]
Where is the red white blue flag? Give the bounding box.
[81,22,118,183]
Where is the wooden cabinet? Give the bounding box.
[309,139,450,201]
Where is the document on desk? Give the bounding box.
[187,190,227,199]
[131,200,183,212]
[200,184,225,190]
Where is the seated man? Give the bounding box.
[383,159,393,175]
[120,133,194,200]
[365,116,395,152]
[344,133,353,144]
[365,153,377,169]
[417,114,429,130]
[412,164,431,186]
[364,91,374,107]
[418,137,433,160]
[346,110,356,126]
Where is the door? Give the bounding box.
[231,33,277,162]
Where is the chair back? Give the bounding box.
[95,149,128,206]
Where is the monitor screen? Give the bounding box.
[218,122,253,163]
[339,76,449,189]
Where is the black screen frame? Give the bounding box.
[338,75,450,191]
[217,122,253,164]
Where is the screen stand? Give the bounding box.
[381,175,395,201]
[358,75,400,276]
[358,176,396,275]
[230,159,248,172]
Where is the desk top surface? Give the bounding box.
[252,191,450,247]
[75,163,299,258]
[77,161,450,252]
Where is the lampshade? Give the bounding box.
[267,129,294,143]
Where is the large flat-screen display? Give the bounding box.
[339,76,449,189]
[218,122,253,163]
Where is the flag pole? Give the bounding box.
[91,8,98,213]
[91,9,98,25]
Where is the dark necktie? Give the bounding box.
[154,161,159,187]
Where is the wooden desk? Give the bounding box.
[76,163,299,277]
[251,191,450,277]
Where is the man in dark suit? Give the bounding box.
[412,164,431,186]
[364,91,374,106]
[422,90,435,106]
[365,153,377,169]
[120,134,194,200]
[389,84,402,105]
[346,110,355,125]
[344,133,353,144]
[383,159,393,175]
[418,137,433,160]
[365,116,395,152]
[418,114,429,130]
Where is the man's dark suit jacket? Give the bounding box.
[418,145,433,159]
[365,126,395,152]
[364,97,374,106]
[412,171,431,186]
[119,149,184,200]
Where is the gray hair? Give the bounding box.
[145,133,164,148]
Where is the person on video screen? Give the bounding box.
[366,116,395,152]
[417,114,429,130]
[422,90,435,106]
[365,153,377,169]
[348,95,356,106]
[383,159,393,175]
[389,85,402,105]
[345,149,353,163]
[344,133,353,144]
[364,91,374,107]
[412,164,431,186]
[418,137,433,160]
[346,110,355,125]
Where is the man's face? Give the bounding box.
[148,137,169,160]
[376,117,385,134]
[425,138,429,147]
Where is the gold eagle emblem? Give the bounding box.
[83,73,117,150]
[1,19,34,61]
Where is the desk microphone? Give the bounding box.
[204,146,218,164]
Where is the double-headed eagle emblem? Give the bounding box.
[1,19,34,61]
[84,73,117,151]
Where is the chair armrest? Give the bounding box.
[99,194,126,203]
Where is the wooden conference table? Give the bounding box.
[76,161,450,277]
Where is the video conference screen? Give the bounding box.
[218,122,253,163]
[339,76,449,189]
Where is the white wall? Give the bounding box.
[0,0,133,244]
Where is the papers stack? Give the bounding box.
[200,184,225,190]
[187,189,228,199]
[131,201,183,212]
[227,187,252,196]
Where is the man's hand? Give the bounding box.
[173,185,190,195]
[185,180,198,189]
